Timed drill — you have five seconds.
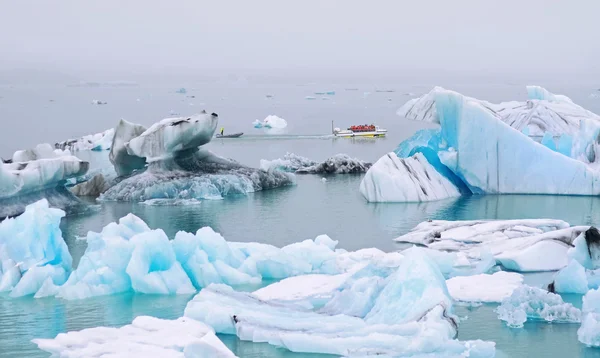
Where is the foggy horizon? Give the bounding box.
[1,0,599,82]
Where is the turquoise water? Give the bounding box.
[3,82,600,357]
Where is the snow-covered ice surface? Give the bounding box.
[185,249,496,357]
[260,152,371,174]
[359,152,460,202]
[33,316,237,358]
[395,219,586,272]
[446,271,523,303]
[0,143,89,217]
[55,128,115,152]
[253,115,288,129]
[391,86,600,199]
[0,200,72,297]
[496,285,581,328]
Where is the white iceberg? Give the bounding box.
[55,128,115,152]
[33,316,237,358]
[578,288,600,347]
[395,219,587,272]
[185,249,495,357]
[126,112,219,161]
[0,143,89,218]
[260,152,371,174]
[0,199,72,297]
[496,285,581,328]
[252,115,288,129]
[446,271,523,303]
[359,152,461,202]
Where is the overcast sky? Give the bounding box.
[1,0,599,77]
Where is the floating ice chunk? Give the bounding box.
[176,87,187,94]
[568,227,600,269]
[359,152,460,202]
[496,285,581,328]
[304,96,316,100]
[141,198,202,206]
[495,239,572,272]
[69,173,111,197]
[259,152,317,172]
[127,112,219,160]
[253,115,287,129]
[446,272,523,303]
[32,316,237,358]
[578,289,600,347]
[0,199,72,297]
[90,99,107,105]
[55,128,115,152]
[109,119,147,176]
[260,152,370,174]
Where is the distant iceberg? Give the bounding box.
[365,86,600,202]
[578,289,600,347]
[0,143,89,218]
[260,152,371,174]
[252,115,288,129]
[90,99,107,105]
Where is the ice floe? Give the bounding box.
[260,152,371,174]
[496,285,581,328]
[33,316,237,358]
[0,143,89,218]
[185,249,496,357]
[395,219,587,272]
[359,152,460,202]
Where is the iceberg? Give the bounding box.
[33,316,237,358]
[0,143,89,218]
[578,289,600,347]
[395,219,587,272]
[359,152,460,202]
[390,86,600,200]
[96,113,294,201]
[496,285,581,328]
[0,200,72,297]
[260,152,371,174]
[446,271,523,303]
[252,115,288,129]
[184,249,496,357]
[55,128,115,152]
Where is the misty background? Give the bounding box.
[0,0,599,154]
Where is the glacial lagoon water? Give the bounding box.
[2,82,600,357]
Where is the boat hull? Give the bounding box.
[334,131,386,138]
[215,132,244,138]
